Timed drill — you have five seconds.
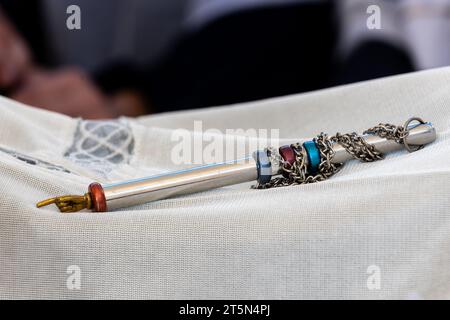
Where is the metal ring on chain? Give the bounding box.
[403,117,426,153]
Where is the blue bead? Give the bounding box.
[303,140,321,174]
[254,150,272,184]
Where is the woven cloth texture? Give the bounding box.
[1,67,450,299]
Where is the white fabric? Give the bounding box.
[1,67,450,299]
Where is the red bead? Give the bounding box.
[88,182,107,212]
[279,145,295,165]
[279,145,295,178]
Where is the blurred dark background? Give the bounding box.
[0,0,448,118]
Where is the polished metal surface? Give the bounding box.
[103,157,258,210]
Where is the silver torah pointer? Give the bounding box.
[36,118,436,213]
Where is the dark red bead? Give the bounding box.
[279,145,295,165]
[279,145,295,178]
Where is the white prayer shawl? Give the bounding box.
[1,67,450,299]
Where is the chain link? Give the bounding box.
[256,122,413,189]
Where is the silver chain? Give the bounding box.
[256,122,411,189]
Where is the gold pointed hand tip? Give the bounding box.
[36,198,58,208]
[35,194,92,213]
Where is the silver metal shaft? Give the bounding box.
[102,122,435,210]
[103,157,257,210]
